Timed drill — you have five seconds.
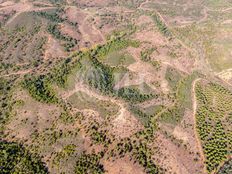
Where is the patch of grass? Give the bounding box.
[165,66,183,91]
[103,51,135,67]
[67,91,119,119]
[161,72,200,124]
[159,105,184,124]
[52,144,77,166]
[176,72,199,109]
[92,38,140,60]
[141,105,164,116]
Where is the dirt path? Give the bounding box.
[192,78,207,172]
[62,82,127,121]
[78,9,105,45]
[1,69,32,77]
[205,6,232,13]
[197,7,208,24]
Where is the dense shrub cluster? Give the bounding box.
[113,138,159,174]
[75,152,104,174]
[87,122,112,146]
[0,141,48,174]
[0,78,15,133]
[87,57,115,94]
[22,75,58,103]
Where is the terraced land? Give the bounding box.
[0,0,232,174]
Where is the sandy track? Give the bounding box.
[1,69,32,77]
[62,82,126,119]
[192,78,207,172]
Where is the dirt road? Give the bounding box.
[192,78,207,172]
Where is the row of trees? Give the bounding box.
[152,13,172,38]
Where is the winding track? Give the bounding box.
[62,82,127,121]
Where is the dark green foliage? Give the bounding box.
[75,152,104,174]
[0,141,48,174]
[152,14,172,38]
[132,142,159,174]
[117,87,155,103]
[47,24,77,51]
[59,111,76,124]
[0,78,15,133]
[204,121,228,172]
[87,57,114,94]
[22,75,58,103]
[34,10,64,23]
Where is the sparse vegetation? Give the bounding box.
[1,1,232,174]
